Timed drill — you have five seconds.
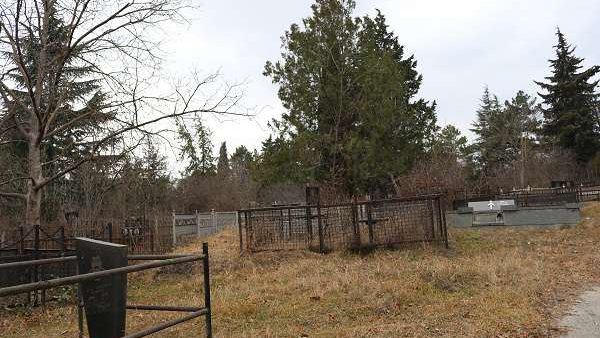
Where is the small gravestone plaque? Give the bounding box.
[76,238,128,338]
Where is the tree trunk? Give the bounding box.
[25,140,43,226]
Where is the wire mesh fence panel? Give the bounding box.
[239,195,448,253]
[242,206,313,251]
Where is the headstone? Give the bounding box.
[468,200,515,211]
[76,238,128,338]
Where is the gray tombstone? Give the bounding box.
[76,238,128,338]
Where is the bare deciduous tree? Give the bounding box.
[0,0,243,226]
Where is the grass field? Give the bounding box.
[3,203,600,337]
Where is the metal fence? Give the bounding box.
[238,194,448,253]
[0,218,173,306]
[172,211,239,245]
[0,218,174,256]
[0,242,213,338]
[451,187,591,210]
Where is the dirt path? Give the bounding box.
[559,287,600,338]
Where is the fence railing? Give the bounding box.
[172,211,238,245]
[451,187,598,210]
[238,194,448,253]
[0,242,213,338]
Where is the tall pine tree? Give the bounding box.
[535,28,600,163]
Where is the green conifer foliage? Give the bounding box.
[536,28,600,163]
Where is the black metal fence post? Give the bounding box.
[108,222,113,243]
[351,197,360,246]
[237,212,243,253]
[77,278,84,338]
[60,226,66,254]
[317,202,324,253]
[18,226,24,255]
[150,223,155,254]
[34,224,41,305]
[366,202,374,245]
[437,196,449,248]
[306,205,313,243]
[202,242,213,338]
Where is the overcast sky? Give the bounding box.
[159,0,599,170]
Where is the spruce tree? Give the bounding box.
[470,87,503,174]
[217,142,230,177]
[535,28,600,163]
[176,118,216,176]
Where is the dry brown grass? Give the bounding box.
[3,203,600,337]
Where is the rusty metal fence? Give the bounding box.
[238,194,448,253]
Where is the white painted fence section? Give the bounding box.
[172,210,238,245]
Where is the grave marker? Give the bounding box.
[76,238,128,338]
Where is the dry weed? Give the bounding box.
[3,203,600,337]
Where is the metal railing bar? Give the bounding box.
[0,255,76,269]
[238,193,444,213]
[121,309,208,338]
[0,255,204,298]
[0,253,201,270]
[128,254,197,260]
[126,304,204,312]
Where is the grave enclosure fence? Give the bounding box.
[451,186,600,210]
[238,194,448,253]
[0,242,213,338]
[0,217,174,306]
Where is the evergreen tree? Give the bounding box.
[432,125,468,160]
[262,0,437,194]
[535,28,600,163]
[176,118,216,176]
[230,145,254,184]
[471,88,542,178]
[470,87,503,174]
[0,4,112,222]
[217,142,230,177]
